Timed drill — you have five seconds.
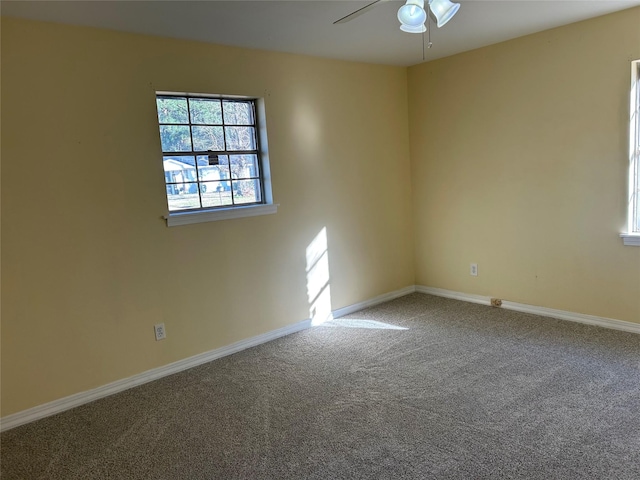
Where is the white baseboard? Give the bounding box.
[0,284,418,432]
[0,318,312,432]
[416,285,640,335]
[0,285,415,431]
[332,285,417,318]
[416,286,491,306]
[6,284,635,432]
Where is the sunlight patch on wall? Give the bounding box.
[306,227,333,326]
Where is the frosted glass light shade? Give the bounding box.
[429,0,460,28]
[400,24,427,34]
[397,0,426,29]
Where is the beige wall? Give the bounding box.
[0,17,415,416]
[408,8,640,323]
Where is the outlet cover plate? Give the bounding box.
[154,323,166,341]
[470,263,478,276]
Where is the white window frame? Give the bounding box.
[621,60,640,246]
[156,92,277,227]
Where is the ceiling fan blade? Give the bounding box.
[333,0,392,25]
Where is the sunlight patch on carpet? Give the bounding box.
[322,318,408,330]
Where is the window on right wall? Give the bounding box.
[623,59,640,246]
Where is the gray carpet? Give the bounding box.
[2,293,640,479]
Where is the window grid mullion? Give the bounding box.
[186,98,204,209]
[221,102,237,206]
[162,150,258,156]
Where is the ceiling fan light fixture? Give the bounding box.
[428,0,460,28]
[400,23,427,34]
[397,0,427,30]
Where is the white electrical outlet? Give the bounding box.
[470,263,478,276]
[154,323,166,341]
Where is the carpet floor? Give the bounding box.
[2,293,640,479]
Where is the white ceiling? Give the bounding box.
[2,0,639,66]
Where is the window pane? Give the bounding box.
[167,182,200,195]
[189,98,222,125]
[160,125,192,152]
[163,156,196,171]
[157,97,189,124]
[192,126,224,151]
[196,154,210,167]
[166,183,201,211]
[198,164,230,182]
[233,179,261,204]
[201,182,234,208]
[216,155,230,167]
[198,181,225,194]
[223,101,254,125]
[230,155,259,179]
[201,154,229,170]
[163,156,197,186]
[225,127,256,150]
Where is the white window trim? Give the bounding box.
[622,60,640,246]
[621,233,640,246]
[157,92,277,227]
[165,203,278,227]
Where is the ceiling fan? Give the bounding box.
[334,0,460,33]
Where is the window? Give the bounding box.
[155,93,276,226]
[622,61,640,245]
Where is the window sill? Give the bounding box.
[165,203,278,227]
[620,233,640,246]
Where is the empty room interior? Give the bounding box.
[1,1,640,478]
